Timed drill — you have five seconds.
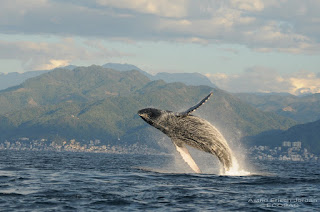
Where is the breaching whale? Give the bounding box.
[138,92,234,173]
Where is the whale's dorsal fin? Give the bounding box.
[180,92,213,116]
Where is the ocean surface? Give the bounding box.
[0,150,319,211]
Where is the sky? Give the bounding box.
[0,0,319,95]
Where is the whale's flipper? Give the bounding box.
[173,141,201,173]
[180,92,213,117]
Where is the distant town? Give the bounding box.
[0,137,157,155]
[0,138,319,162]
[249,141,318,162]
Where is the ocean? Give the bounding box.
[0,150,319,211]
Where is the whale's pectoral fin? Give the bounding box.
[173,141,201,173]
[179,92,213,117]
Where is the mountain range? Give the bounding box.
[236,93,320,123]
[0,65,297,152]
[0,65,149,114]
[0,63,215,92]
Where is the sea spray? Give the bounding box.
[223,155,251,176]
[217,135,251,176]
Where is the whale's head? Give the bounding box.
[138,108,163,125]
[138,108,174,134]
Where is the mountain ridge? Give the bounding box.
[0,63,216,92]
[0,66,296,152]
[0,65,150,114]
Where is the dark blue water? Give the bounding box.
[0,150,319,211]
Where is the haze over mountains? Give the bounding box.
[0,70,49,91]
[237,93,320,123]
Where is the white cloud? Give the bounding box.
[0,0,320,54]
[96,0,188,18]
[174,37,209,45]
[206,67,320,95]
[37,59,70,70]
[288,71,320,95]
[0,0,49,24]
[230,0,264,11]
[0,38,131,70]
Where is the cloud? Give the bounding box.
[37,59,70,70]
[230,0,264,11]
[96,0,188,18]
[0,0,320,54]
[0,38,131,70]
[288,71,320,95]
[206,67,320,95]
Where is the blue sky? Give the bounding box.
[0,0,319,94]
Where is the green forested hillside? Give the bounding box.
[0,65,150,114]
[0,66,296,150]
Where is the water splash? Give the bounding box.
[222,155,251,176]
[216,136,252,176]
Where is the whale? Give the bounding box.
[138,92,234,173]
